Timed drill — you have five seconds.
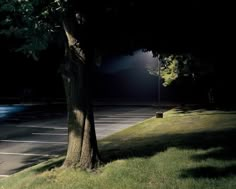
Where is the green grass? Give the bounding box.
[1,107,236,189]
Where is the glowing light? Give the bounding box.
[0,105,26,119]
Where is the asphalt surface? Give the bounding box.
[0,104,158,178]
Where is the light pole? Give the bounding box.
[156,54,163,118]
[157,54,161,106]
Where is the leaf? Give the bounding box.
[0,29,12,37]
[0,3,15,12]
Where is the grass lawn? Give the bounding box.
[1,107,236,189]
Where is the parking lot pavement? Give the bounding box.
[0,105,158,177]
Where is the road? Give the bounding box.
[0,105,157,178]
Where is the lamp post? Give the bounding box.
[157,54,161,106]
[156,54,163,118]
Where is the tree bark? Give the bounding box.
[61,14,101,169]
[79,105,101,169]
[61,59,85,167]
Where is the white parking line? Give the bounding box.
[97,133,109,136]
[33,119,66,124]
[95,127,127,131]
[114,114,153,116]
[0,152,58,157]
[95,116,151,119]
[16,125,67,130]
[96,134,110,139]
[32,133,67,136]
[95,120,137,123]
[0,175,10,178]
[0,140,67,144]
[96,123,131,127]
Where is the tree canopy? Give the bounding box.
[0,0,63,59]
[147,54,194,86]
[1,1,232,57]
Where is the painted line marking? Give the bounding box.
[95,127,129,131]
[96,123,131,127]
[114,114,153,116]
[95,116,152,119]
[40,120,66,124]
[97,134,108,137]
[16,125,67,130]
[0,140,67,144]
[0,152,58,157]
[95,114,153,116]
[32,133,67,136]
[0,175,10,178]
[95,120,138,123]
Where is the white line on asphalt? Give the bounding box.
[95,127,127,131]
[95,120,137,123]
[0,175,10,178]
[0,152,58,157]
[96,123,131,127]
[16,125,67,130]
[40,120,66,124]
[95,114,153,116]
[95,116,152,119]
[97,135,109,139]
[114,114,154,116]
[32,133,67,136]
[0,140,67,144]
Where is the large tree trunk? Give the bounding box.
[61,59,84,167]
[61,14,101,169]
[79,103,101,169]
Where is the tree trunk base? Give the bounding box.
[62,158,103,170]
[62,160,80,168]
[79,156,102,170]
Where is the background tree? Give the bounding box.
[147,54,193,87]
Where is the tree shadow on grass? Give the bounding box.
[99,127,236,179]
[173,104,236,115]
[191,147,236,161]
[181,165,236,178]
[100,128,236,161]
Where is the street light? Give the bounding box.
[157,54,161,106]
[156,54,163,118]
